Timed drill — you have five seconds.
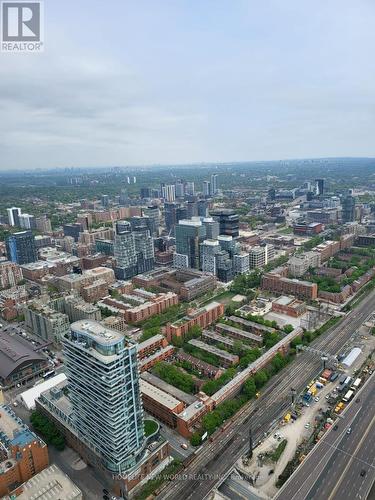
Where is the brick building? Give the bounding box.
[164,301,224,341]
[262,268,318,300]
[0,405,49,497]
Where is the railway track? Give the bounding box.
[158,289,375,500]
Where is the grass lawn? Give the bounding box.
[144,419,159,437]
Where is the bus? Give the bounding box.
[43,370,55,380]
[343,390,354,403]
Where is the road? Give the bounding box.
[158,287,375,500]
[277,373,375,500]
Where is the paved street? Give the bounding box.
[158,287,375,500]
[277,373,375,500]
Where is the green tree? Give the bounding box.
[242,377,256,399]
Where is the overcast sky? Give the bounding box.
[0,0,374,170]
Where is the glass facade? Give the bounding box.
[63,320,145,473]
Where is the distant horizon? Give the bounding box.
[1,156,375,174]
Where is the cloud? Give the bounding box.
[0,0,374,169]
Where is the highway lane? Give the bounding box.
[330,412,375,500]
[276,373,375,500]
[158,288,375,500]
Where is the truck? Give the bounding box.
[350,378,362,391]
[343,390,354,403]
[309,384,318,396]
[330,372,339,382]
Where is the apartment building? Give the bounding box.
[0,261,23,290]
[261,269,318,300]
[164,301,224,341]
[0,405,49,497]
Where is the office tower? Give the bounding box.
[140,187,151,199]
[185,181,195,196]
[268,188,276,201]
[119,189,129,205]
[114,222,138,279]
[342,195,356,223]
[7,207,21,227]
[218,235,239,257]
[315,178,324,196]
[249,246,266,269]
[143,205,160,236]
[176,206,188,224]
[175,219,206,269]
[101,194,109,207]
[216,250,233,282]
[210,209,240,238]
[6,231,37,265]
[203,181,211,197]
[164,202,178,232]
[186,200,198,218]
[63,223,83,242]
[210,174,218,196]
[63,320,145,473]
[200,239,220,274]
[233,252,250,275]
[161,184,176,202]
[197,199,209,217]
[175,181,185,198]
[202,217,220,240]
[18,213,36,230]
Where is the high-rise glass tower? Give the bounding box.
[6,230,37,264]
[63,320,145,473]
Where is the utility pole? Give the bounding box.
[291,387,297,406]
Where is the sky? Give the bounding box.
[0,0,374,170]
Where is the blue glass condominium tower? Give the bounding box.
[63,320,145,474]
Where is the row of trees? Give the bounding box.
[154,361,195,394]
[191,352,291,443]
[30,411,65,450]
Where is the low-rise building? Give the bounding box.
[227,316,276,336]
[262,269,318,300]
[0,405,49,497]
[188,339,239,367]
[271,296,307,317]
[140,380,185,428]
[0,332,49,389]
[56,267,115,292]
[137,334,168,359]
[139,346,175,372]
[4,464,82,500]
[215,323,263,345]
[164,301,224,341]
[52,295,102,323]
